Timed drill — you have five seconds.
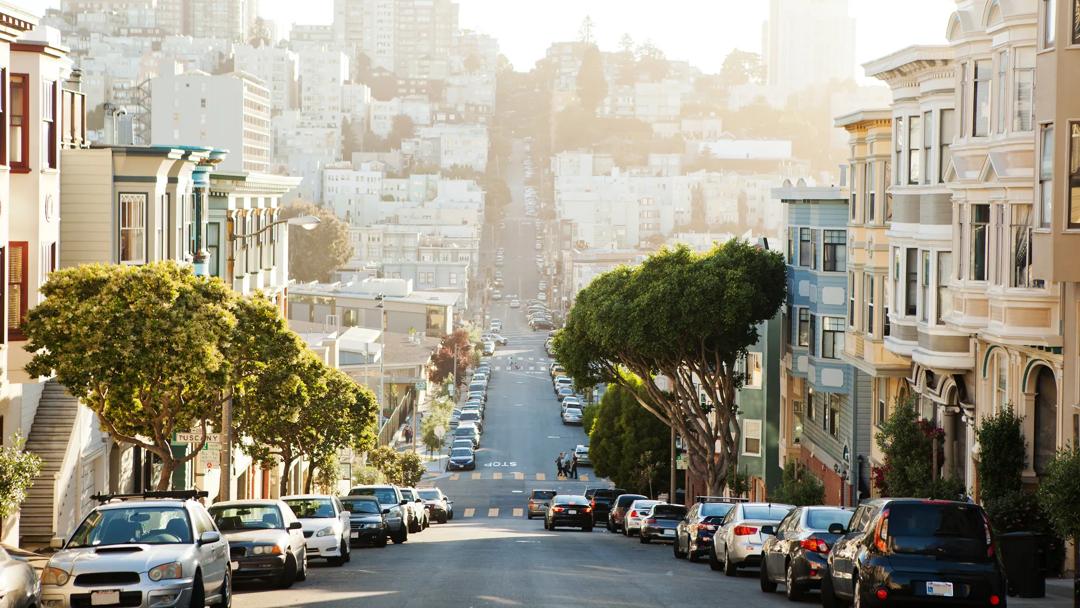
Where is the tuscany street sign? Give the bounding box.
[176,432,222,444]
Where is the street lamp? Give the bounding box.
[229,215,321,241]
[374,294,387,415]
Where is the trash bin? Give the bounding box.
[998,531,1046,598]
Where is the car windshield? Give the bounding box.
[417,489,441,500]
[283,498,335,519]
[700,503,735,517]
[461,412,480,420]
[451,448,473,457]
[68,506,193,547]
[743,505,792,520]
[806,509,853,531]
[350,487,397,505]
[341,499,381,514]
[888,503,986,539]
[400,489,416,500]
[209,505,284,531]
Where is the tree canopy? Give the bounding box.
[588,382,669,495]
[280,202,353,283]
[554,241,786,495]
[576,44,607,115]
[429,329,473,386]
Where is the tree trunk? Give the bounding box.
[279,451,296,496]
[155,457,176,491]
[304,464,315,494]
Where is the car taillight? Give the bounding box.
[583,506,592,513]
[875,588,889,601]
[696,523,717,532]
[645,518,657,524]
[873,508,890,553]
[800,538,829,553]
[733,525,758,536]
[629,510,637,518]
[553,506,564,513]
[989,595,1001,606]
[982,512,996,558]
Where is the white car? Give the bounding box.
[482,341,496,356]
[282,494,352,566]
[624,499,662,536]
[562,407,583,425]
[509,299,521,308]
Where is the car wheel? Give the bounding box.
[344,538,351,563]
[277,554,297,589]
[821,570,840,608]
[853,575,864,608]
[723,549,737,576]
[673,535,686,559]
[760,559,778,593]
[393,526,408,544]
[709,546,723,571]
[785,561,803,601]
[376,534,388,548]
[640,533,650,544]
[190,571,205,608]
[329,541,347,567]
[209,570,230,608]
[688,543,699,563]
[583,525,592,532]
[295,551,307,582]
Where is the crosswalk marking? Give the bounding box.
[513,472,524,480]
[580,474,590,481]
[513,508,524,517]
[535,473,546,480]
[493,472,502,480]
[463,508,475,518]
[487,507,499,517]
[471,472,481,480]
[450,474,460,481]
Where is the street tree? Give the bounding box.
[280,202,353,283]
[24,263,237,490]
[0,436,41,517]
[1038,446,1080,606]
[576,44,607,116]
[554,241,786,496]
[428,329,473,386]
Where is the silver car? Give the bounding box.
[710,501,794,575]
[0,545,41,608]
[41,493,231,608]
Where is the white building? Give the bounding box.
[764,0,855,96]
[298,47,349,116]
[368,95,432,138]
[233,44,298,115]
[415,123,488,171]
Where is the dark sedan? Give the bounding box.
[759,506,853,600]
[607,493,647,533]
[446,447,477,470]
[673,499,738,562]
[586,487,626,525]
[640,504,687,544]
[340,496,389,548]
[544,495,593,531]
[208,500,307,588]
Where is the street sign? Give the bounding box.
[414,381,427,391]
[176,432,222,444]
[198,448,220,467]
[676,454,688,470]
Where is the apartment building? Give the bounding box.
[298,47,349,116]
[233,44,299,116]
[414,123,488,172]
[775,181,872,507]
[288,277,459,337]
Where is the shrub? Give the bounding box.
[769,461,824,506]
[975,407,1026,503]
[0,436,41,517]
[875,397,951,497]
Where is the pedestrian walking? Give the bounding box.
[555,452,565,478]
[569,454,579,479]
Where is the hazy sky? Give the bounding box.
[38,0,955,77]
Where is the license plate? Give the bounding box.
[91,590,120,606]
[351,531,359,539]
[662,529,675,535]
[567,509,577,514]
[926,582,954,597]
[230,561,239,571]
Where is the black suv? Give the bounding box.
[822,498,1006,608]
[585,488,626,525]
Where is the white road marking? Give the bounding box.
[463,508,475,518]
[488,508,499,517]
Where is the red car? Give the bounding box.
[606,493,647,533]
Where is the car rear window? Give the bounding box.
[700,503,735,517]
[652,505,687,519]
[531,490,556,500]
[888,503,986,539]
[555,495,589,506]
[350,487,397,505]
[593,489,622,500]
[743,505,792,520]
[806,509,853,531]
[616,495,646,507]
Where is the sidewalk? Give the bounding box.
[1011,578,1073,608]
[389,394,448,480]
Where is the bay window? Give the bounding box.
[118,193,147,265]
[1011,205,1032,287]
[848,271,855,327]
[922,111,932,184]
[996,50,1009,135]
[973,59,991,137]
[920,251,930,322]
[797,307,809,347]
[937,252,953,324]
[894,116,904,185]
[940,109,955,183]
[42,80,56,169]
[865,273,875,335]
[1070,122,1080,228]
[1043,0,1056,48]
[799,227,811,267]
[9,74,26,171]
[971,204,990,280]
[866,161,876,222]
[809,314,817,356]
[821,316,844,359]
[908,115,921,184]
[1040,124,1054,228]
[823,230,846,272]
[905,248,918,316]
[1013,48,1035,133]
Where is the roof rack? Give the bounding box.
[696,495,748,503]
[91,490,209,504]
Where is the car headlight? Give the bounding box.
[364,523,381,529]
[251,544,283,555]
[148,562,183,581]
[42,566,70,586]
[315,526,335,537]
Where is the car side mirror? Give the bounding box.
[760,525,776,536]
[198,531,222,545]
[400,499,410,506]
[446,500,454,505]
[288,521,303,530]
[341,511,352,518]
[49,537,65,550]
[415,498,423,503]
[828,523,847,535]
[382,508,391,515]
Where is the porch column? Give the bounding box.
[1021,391,1037,483]
[942,408,957,479]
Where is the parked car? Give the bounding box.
[339,496,388,547]
[556,387,575,402]
[43,491,232,607]
[527,490,557,520]
[544,495,594,531]
[674,499,741,562]
[209,499,308,588]
[453,422,481,449]
[640,503,688,544]
[399,487,430,532]
[574,444,591,466]
[0,545,40,608]
[710,502,795,575]
[281,494,352,566]
[348,485,409,544]
[586,488,626,525]
[821,499,1006,608]
[624,499,662,536]
[482,341,496,356]
[449,438,474,451]
[552,377,572,392]
[447,447,477,470]
[560,396,582,411]
[416,488,454,523]
[758,505,853,599]
[459,410,484,432]
[608,494,648,533]
[561,407,583,425]
[549,363,565,377]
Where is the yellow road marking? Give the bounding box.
[450,474,460,481]
[471,472,481,480]
[463,508,475,518]
[535,473,546,480]
[493,472,502,480]
[487,507,499,517]
[514,472,524,480]
[513,508,524,517]
[580,474,590,481]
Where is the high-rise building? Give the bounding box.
[187,0,257,41]
[764,0,855,95]
[332,0,457,79]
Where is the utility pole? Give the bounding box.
[669,424,676,503]
[376,294,386,419]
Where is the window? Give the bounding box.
[0,69,6,165]
[908,115,922,184]
[920,251,930,322]
[971,204,990,280]
[1013,48,1035,133]
[865,273,875,335]
[449,272,458,286]
[866,161,876,222]
[876,381,887,427]
[850,162,857,220]
[905,248,918,316]
[996,50,1009,135]
[1074,0,1080,43]
[797,308,810,347]
[787,227,795,262]
[9,74,26,171]
[1070,122,1080,228]
[972,60,991,137]
[993,352,1008,412]
[206,223,220,277]
[1040,124,1054,228]
[742,419,762,456]
[809,314,817,356]
[959,63,968,140]
[848,271,856,327]
[821,317,845,359]
[940,109,955,183]
[1011,206,1033,287]
[1043,0,1056,48]
[806,390,816,421]
[922,111,933,184]
[799,228,811,267]
[937,252,953,324]
[118,193,147,265]
[828,394,841,438]
[744,352,762,389]
[823,230,846,272]
[42,80,56,169]
[7,242,27,341]
[894,116,904,185]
